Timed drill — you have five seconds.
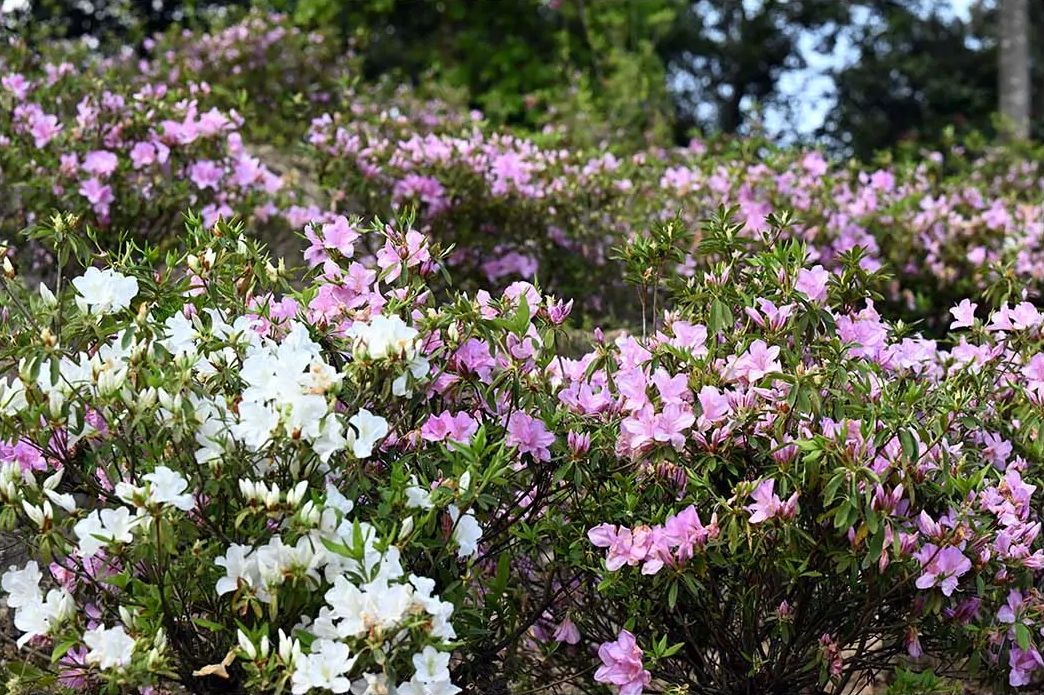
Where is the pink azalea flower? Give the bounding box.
[731,340,782,383]
[915,544,971,596]
[189,160,224,190]
[453,338,496,380]
[746,479,797,524]
[552,616,580,645]
[652,368,689,405]
[655,404,695,449]
[697,385,731,424]
[1011,301,1042,331]
[1022,353,1044,392]
[594,630,651,695]
[321,215,360,257]
[949,299,977,330]
[78,178,114,217]
[2,73,30,100]
[1009,646,1044,687]
[0,439,46,472]
[795,265,830,303]
[82,150,118,178]
[29,112,62,148]
[588,523,633,571]
[668,320,708,355]
[505,411,555,462]
[129,142,157,169]
[421,411,479,446]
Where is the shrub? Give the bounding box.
[520,212,1044,693]
[0,212,580,693]
[0,48,284,254]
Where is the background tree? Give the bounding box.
[998,0,1031,137]
[657,0,849,138]
[821,1,998,158]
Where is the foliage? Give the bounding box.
[527,213,1044,693]
[0,211,579,693]
[4,8,1044,695]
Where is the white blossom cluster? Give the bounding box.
[0,260,471,693]
[1,561,75,648]
[217,487,460,694]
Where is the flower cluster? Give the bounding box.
[0,213,574,693]
[5,10,1044,695]
[530,215,1044,693]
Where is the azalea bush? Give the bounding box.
[0,210,586,693]
[6,13,1044,327]
[0,44,291,251]
[5,9,1044,695]
[303,121,1044,326]
[518,212,1044,693]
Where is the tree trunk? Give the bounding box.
[999,0,1031,138]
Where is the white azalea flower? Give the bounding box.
[348,314,418,360]
[83,624,136,670]
[74,507,139,559]
[143,466,195,511]
[291,638,356,695]
[160,312,198,357]
[449,505,481,559]
[347,409,388,459]
[215,544,256,596]
[1,561,42,609]
[0,376,27,415]
[12,587,75,648]
[72,267,139,315]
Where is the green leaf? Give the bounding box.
[899,428,919,462]
[192,617,227,633]
[1016,623,1031,651]
[823,472,845,506]
[50,638,78,663]
[709,298,733,335]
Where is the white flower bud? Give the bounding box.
[97,366,128,397]
[399,516,414,539]
[265,483,280,508]
[21,500,46,527]
[154,628,167,650]
[48,390,65,418]
[287,480,308,507]
[259,634,270,659]
[138,387,158,411]
[45,489,77,513]
[237,629,257,660]
[38,283,57,307]
[147,647,163,669]
[299,500,320,526]
[43,469,64,491]
[278,629,300,665]
[459,471,472,494]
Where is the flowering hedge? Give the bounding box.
[5,12,1044,326]
[4,209,1044,693]
[304,123,1044,325]
[4,10,1044,695]
[529,214,1044,693]
[0,212,582,693]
